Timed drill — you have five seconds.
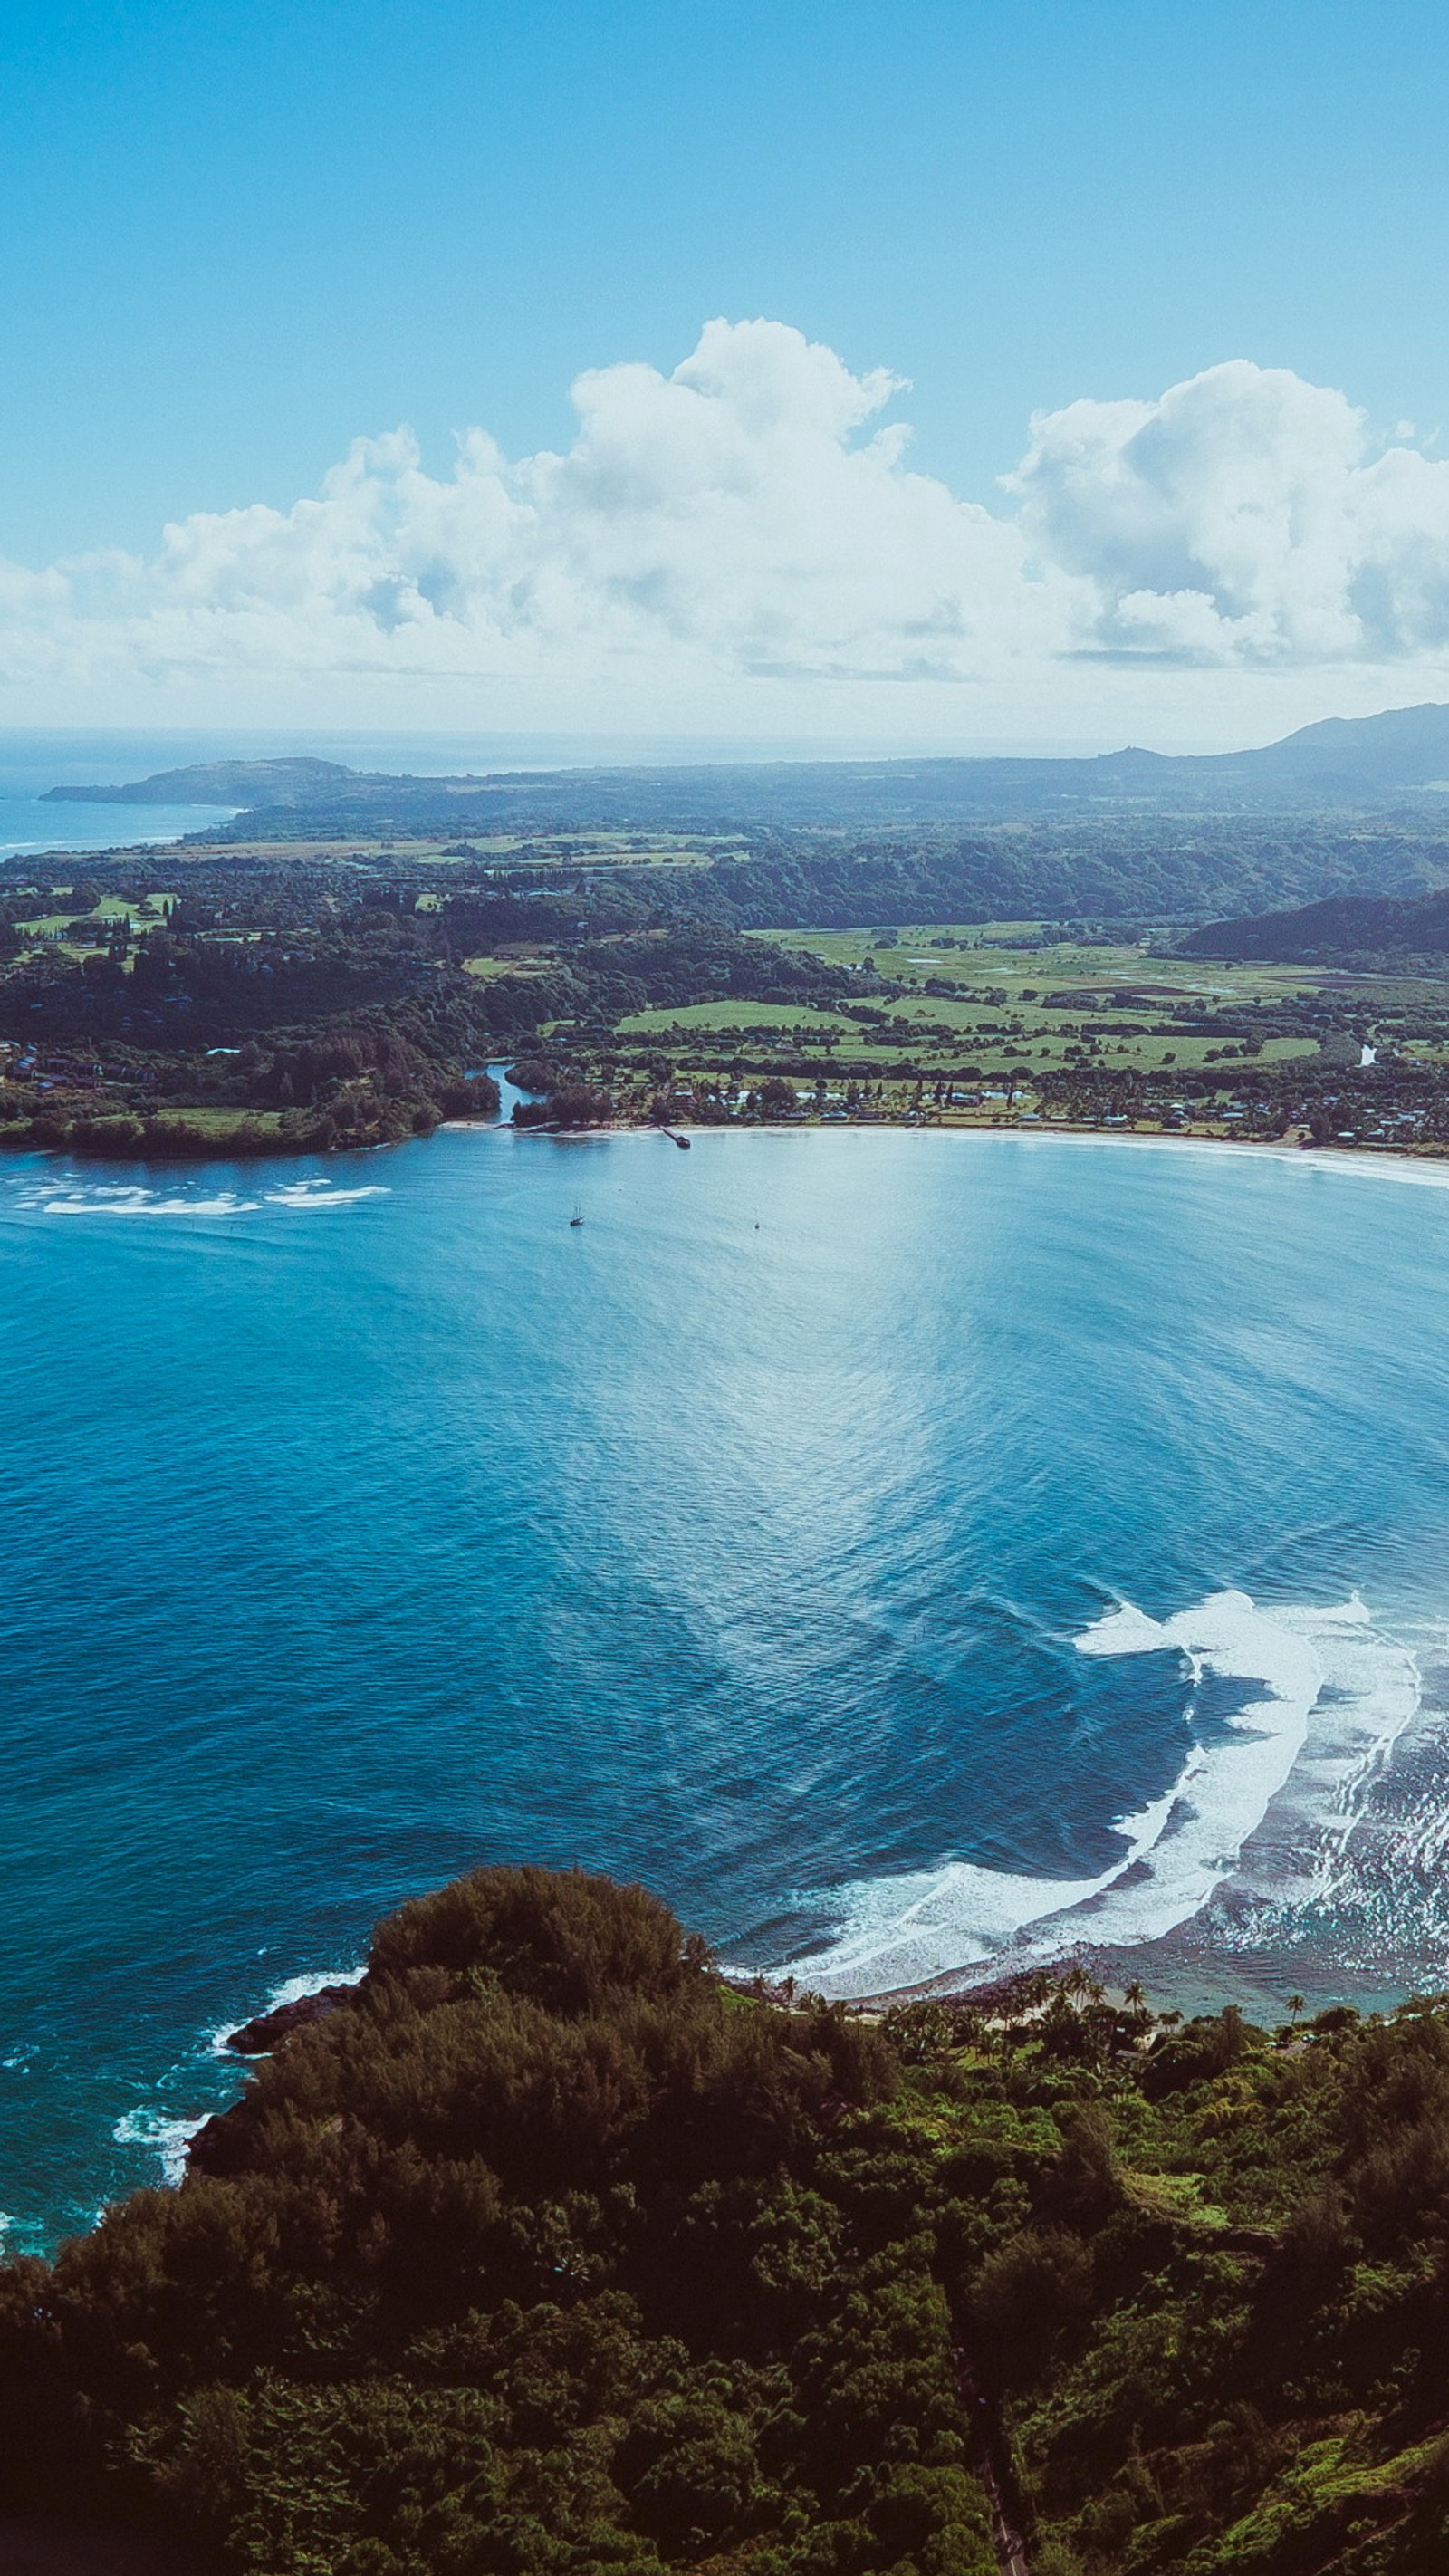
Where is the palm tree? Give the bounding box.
[1287,1993,1305,2025]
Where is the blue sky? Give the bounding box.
[4,0,1449,744]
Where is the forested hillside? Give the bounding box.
[1184,888,1449,967]
[6,1868,1449,2576]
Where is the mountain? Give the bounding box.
[1183,884,1449,962]
[1199,699,1449,793]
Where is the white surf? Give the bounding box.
[782,1588,1421,1998]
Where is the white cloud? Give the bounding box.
[1009,359,1449,664]
[6,324,1449,737]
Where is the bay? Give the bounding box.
[4,1123,1449,2250]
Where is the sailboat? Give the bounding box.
[569,1201,583,1227]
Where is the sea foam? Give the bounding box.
[111,2106,212,2187]
[782,1588,1421,1997]
[205,1960,366,2059]
[11,1176,389,1217]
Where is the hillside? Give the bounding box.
[45,758,351,809]
[1184,888,1449,964]
[6,1867,1449,2576]
[1193,700,1449,793]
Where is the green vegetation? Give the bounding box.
[9,1868,1449,2574]
[1185,883,1449,973]
[12,822,1449,1156]
[616,1000,864,1035]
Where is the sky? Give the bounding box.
[4,0,1449,749]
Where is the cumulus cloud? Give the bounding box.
[1009,360,1449,664]
[5,324,1449,725]
[14,322,1064,698]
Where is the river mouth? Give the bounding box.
[4,1123,1449,2246]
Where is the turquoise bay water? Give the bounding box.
[5,1127,1449,2248]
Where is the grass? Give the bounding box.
[0,1106,294,1154]
[615,999,862,1033]
[756,922,1449,1010]
[185,832,742,870]
[15,894,174,937]
[148,1107,288,1137]
[462,952,556,980]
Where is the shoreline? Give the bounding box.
[10,1112,1449,1207]
[466,1112,1449,1191]
[9,1094,1449,1189]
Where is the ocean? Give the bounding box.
[4,1121,1449,2250]
[0,727,580,857]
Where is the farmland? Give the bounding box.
[7,830,1449,1157]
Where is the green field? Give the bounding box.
[760,921,1449,1009]
[184,831,742,870]
[0,1105,293,1153]
[148,1106,288,1138]
[615,997,861,1034]
[463,952,555,980]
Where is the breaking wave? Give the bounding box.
[783,1589,1422,1997]
[9,1176,389,1217]
[111,2105,211,2187]
[205,1960,365,2060]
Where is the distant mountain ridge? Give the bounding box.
[43,701,1449,830]
[1181,699,1449,788]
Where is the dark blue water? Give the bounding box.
[5,1126,1449,2250]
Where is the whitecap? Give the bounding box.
[205,1959,365,2058]
[775,1780,1183,1996]
[112,2105,211,2187]
[39,1191,259,1217]
[778,1586,1422,1997]
[264,1181,389,1207]
[14,1176,389,1217]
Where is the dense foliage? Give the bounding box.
[7,1870,1449,2575]
[1184,887,1449,967]
[10,801,1449,1158]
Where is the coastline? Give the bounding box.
[9,1096,1449,1190]
[472,1111,1449,1192]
